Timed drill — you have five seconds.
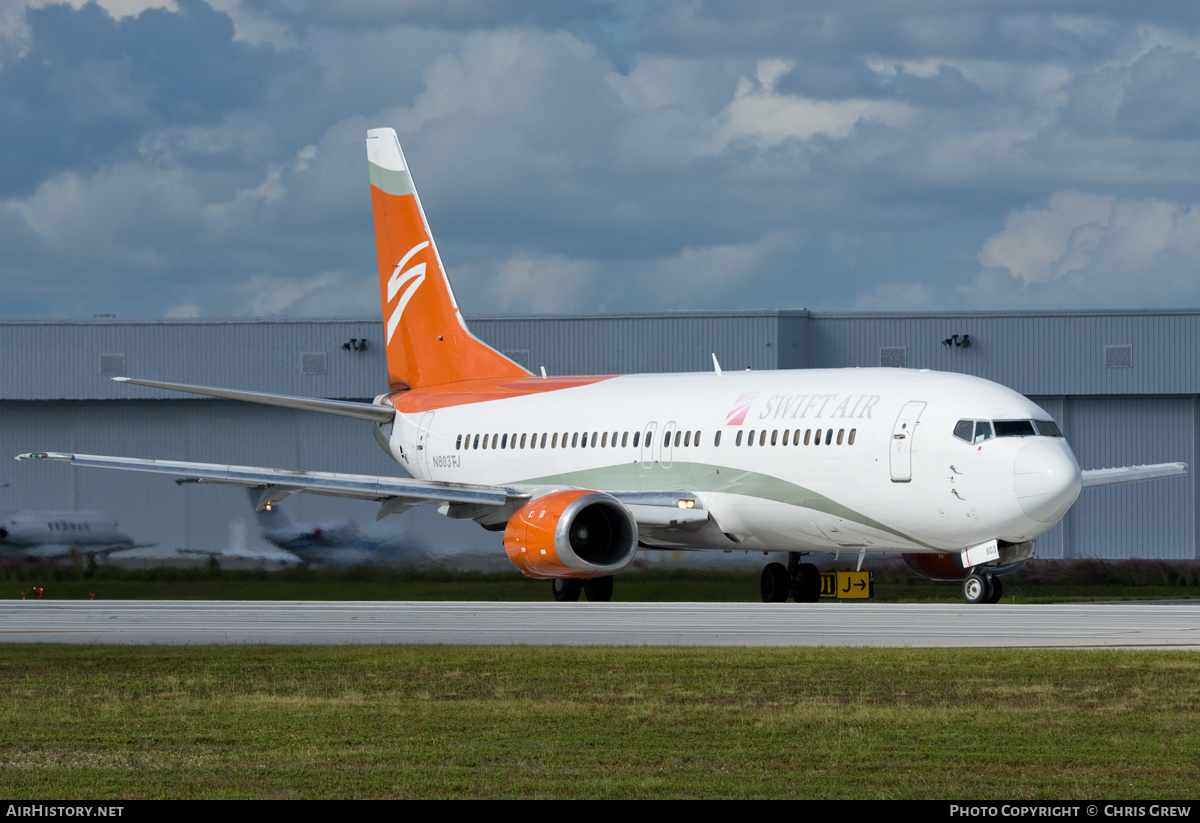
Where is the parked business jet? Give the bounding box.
[18,128,1187,603]
[246,489,422,566]
[0,509,137,560]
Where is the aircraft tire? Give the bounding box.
[583,576,614,602]
[984,574,1003,604]
[551,578,582,602]
[962,573,991,604]
[791,562,821,603]
[761,562,790,603]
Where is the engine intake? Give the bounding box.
[503,490,639,579]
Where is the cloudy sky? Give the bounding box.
[3,0,1200,320]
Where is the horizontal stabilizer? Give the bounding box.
[15,452,523,509]
[113,377,395,424]
[1081,462,1188,489]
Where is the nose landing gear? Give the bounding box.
[962,572,1003,604]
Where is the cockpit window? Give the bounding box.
[1034,419,1063,437]
[994,420,1037,437]
[953,420,973,443]
[974,421,994,444]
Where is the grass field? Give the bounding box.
[0,645,1197,799]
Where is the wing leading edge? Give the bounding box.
[111,377,395,424]
[1081,462,1188,489]
[16,452,522,521]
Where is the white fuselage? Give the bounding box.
[0,511,133,558]
[382,368,1083,555]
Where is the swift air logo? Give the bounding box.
[385,241,429,343]
[726,392,759,425]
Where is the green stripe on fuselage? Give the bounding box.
[519,461,933,549]
[369,162,413,197]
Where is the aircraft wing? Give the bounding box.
[16,452,713,532]
[1081,462,1188,489]
[16,452,523,517]
[111,377,395,424]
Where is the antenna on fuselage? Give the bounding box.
[540,366,548,379]
[711,354,722,376]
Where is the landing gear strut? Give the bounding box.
[760,553,822,603]
[962,572,1004,604]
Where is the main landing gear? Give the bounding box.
[962,572,1003,604]
[550,576,614,602]
[761,553,821,603]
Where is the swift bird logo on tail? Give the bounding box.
[386,241,429,344]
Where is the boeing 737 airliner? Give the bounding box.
[18,128,1188,603]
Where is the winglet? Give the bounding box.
[15,452,71,462]
[367,128,529,391]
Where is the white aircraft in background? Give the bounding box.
[245,489,423,565]
[18,128,1187,603]
[0,509,137,560]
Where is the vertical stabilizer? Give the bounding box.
[367,128,530,390]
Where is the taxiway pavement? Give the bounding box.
[2,601,1199,647]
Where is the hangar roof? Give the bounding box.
[1,308,1196,401]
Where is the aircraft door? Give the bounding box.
[889,401,927,483]
[416,411,436,477]
[640,422,658,468]
[661,421,677,468]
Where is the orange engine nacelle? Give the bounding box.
[903,552,969,581]
[504,490,639,579]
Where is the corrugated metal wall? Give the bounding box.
[471,311,802,375]
[809,311,1200,395]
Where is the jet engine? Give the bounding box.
[503,490,639,579]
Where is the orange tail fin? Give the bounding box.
[366,128,529,390]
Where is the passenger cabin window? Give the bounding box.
[714,431,722,447]
[735,431,743,446]
[848,428,857,445]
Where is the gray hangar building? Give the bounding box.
[0,309,1195,561]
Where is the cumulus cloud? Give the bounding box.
[979,192,1200,298]
[4,1,1200,320]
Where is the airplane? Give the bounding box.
[17,127,1188,604]
[244,488,424,565]
[0,509,137,560]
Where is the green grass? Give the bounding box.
[0,645,1197,799]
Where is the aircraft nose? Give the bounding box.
[1013,440,1082,523]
